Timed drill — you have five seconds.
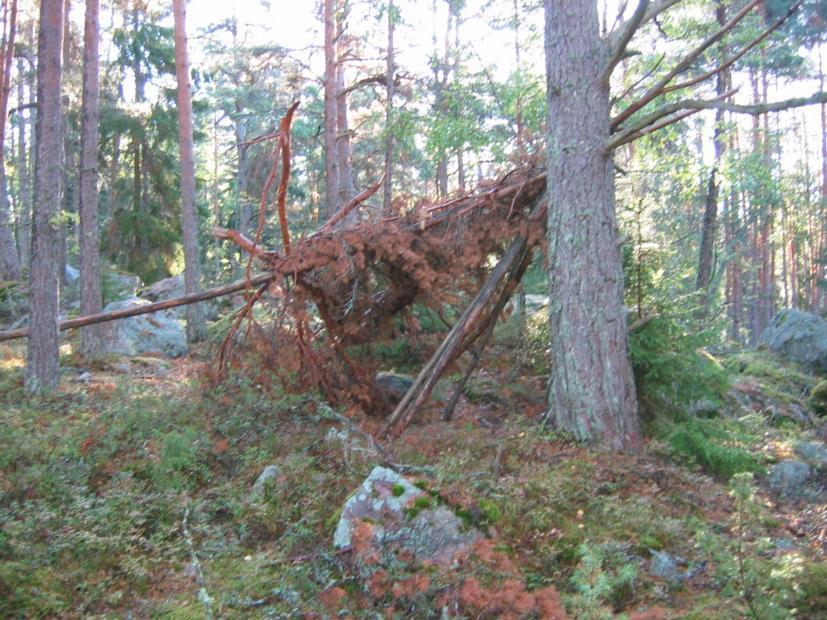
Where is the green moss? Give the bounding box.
[809,380,827,417]
[477,499,501,525]
[391,483,406,497]
[665,419,763,479]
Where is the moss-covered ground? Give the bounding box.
[0,336,825,618]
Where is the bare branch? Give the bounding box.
[603,0,649,83]
[681,90,827,115]
[608,0,683,45]
[609,89,736,150]
[612,0,760,130]
[661,0,803,95]
[607,108,701,151]
[606,90,827,151]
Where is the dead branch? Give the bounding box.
[661,0,803,96]
[612,0,760,130]
[0,274,275,342]
[318,174,385,232]
[604,0,649,83]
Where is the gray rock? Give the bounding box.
[375,372,413,405]
[140,274,219,320]
[104,271,142,302]
[648,550,704,582]
[98,297,187,358]
[768,459,811,495]
[251,465,281,498]
[759,309,827,370]
[794,441,827,468]
[64,264,80,284]
[649,550,683,581]
[333,466,480,566]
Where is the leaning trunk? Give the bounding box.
[26,0,64,393]
[544,0,641,451]
[173,0,205,342]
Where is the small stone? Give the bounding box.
[251,465,281,498]
[375,372,414,405]
[649,550,684,581]
[768,459,811,495]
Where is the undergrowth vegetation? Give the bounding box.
[0,324,825,617]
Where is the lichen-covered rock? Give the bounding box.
[103,271,142,302]
[140,274,218,320]
[759,309,827,370]
[333,466,480,566]
[251,464,281,499]
[768,459,811,495]
[794,441,827,468]
[648,550,705,582]
[98,297,187,358]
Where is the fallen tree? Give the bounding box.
[1,104,548,436]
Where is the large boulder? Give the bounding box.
[768,459,811,497]
[140,274,219,321]
[334,466,481,567]
[103,271,142,303]
[98,297,187,358]
[759,309,827,371]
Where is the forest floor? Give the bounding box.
[0,326,826,618]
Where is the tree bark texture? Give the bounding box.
[0,0,20,280]
[16,56,30,270]
[382,0,395,213]
[544,0,641,451]
[695,1,728,313]
[335,18,355,209]
[79,0,104,357]
[173,0,206,342]
[26,0,64,394]
[323,0,338,217]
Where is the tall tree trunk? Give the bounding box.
[335,8,355,210]
[820,44,827,308]
[544,0,640,450]
[26,0,64,393]
[79,0,103,357]
[695,1,727,316]
[173,0,205,343]
[382,0,395,213]
[16,56,30,270]
[323,0,338,217]
[58,0,72,287]
[0,0,20,280]
[234,107,251,237]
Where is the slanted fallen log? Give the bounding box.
[0,273,274,342]
[381,196,546,438]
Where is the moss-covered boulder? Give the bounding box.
[759,309,827,371]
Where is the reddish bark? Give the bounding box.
[173,0,206,342]
[544,0,641,450]
[79,0,104,357]
[26,0,64,393]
